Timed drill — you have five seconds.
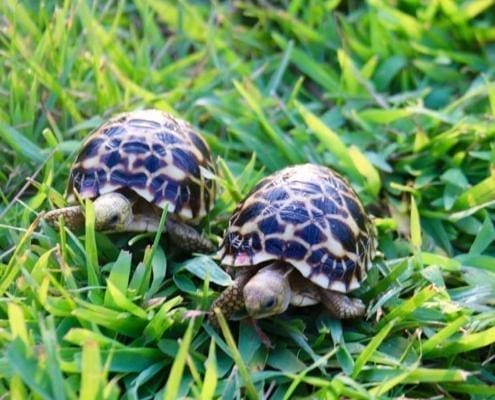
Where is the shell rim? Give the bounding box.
[65,109,217,222]
[219,250,367,294]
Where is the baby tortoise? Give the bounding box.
[44,109,216,253]
[210,164,376,323]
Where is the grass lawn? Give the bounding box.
[1,0,495,398]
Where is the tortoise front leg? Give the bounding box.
[209,282,245,328]
[318,289,366,319]
[209,271,254,327]
[45,192,135,232]
[43,206,85,230]
[45,204,153,233]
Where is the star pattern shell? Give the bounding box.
[218,164,376,293]
[67,109,216,221]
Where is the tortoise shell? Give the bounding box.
[219,164,376,293]
[67,109,216,222]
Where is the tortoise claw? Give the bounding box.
[249,318,274,349]
[183,310,209,320]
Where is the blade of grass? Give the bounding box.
[283,347,339,400]
[348,145,381,197]
[10,375,28,400]
[64,328,125,348]
[8,303,30,346]
[352,319,397,378]
[0,215,41,296]
[104,250,132,308]
[214,309,258,400]
[442,383,495,396]
[80,340,103,400]
[295,101,363,184]
[0,121,45,164]
[143,296,183,343]
[233,80,300,164]
[7,339,53,399]
[84,199,101,289]
[272,33,339,92]
[39,317,66,400]
[379,285,439,327]
[143,204,168,270]
[425,326,495,357]
[422,315,469,354]
[163,318,195,400]
[369,369,410,397]
[105,280,148,319]
[410,195,422,250]
[454,173,495,210]
[201,339,218,400]
[403,367,468,383]
[217,157,243,203]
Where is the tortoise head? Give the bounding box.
[93,192,133,231]
[242,262,292,319]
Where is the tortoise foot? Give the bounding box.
[319,290,366,319]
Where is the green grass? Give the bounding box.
[1,0,495,398]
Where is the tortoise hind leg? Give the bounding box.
[318,289,366,319]
[165,218,215,253]
[120,211,214,253]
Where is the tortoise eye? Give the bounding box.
[108,214,120,225]
[263,297,277,309]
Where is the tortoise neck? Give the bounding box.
[259,261,293,277]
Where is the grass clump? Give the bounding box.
[1,0,494,398]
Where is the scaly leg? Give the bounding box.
[209,271,254,327]
[43,206,85,230]
[165,218,215,253]
[318,289,366,319]
[209,281,245,328]
[248,318,273,349]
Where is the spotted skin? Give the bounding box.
[43,205,85,231]
[67,109,216,222]
[209,284,245,327]
[209,271,254,327]
[219,164,376,294]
